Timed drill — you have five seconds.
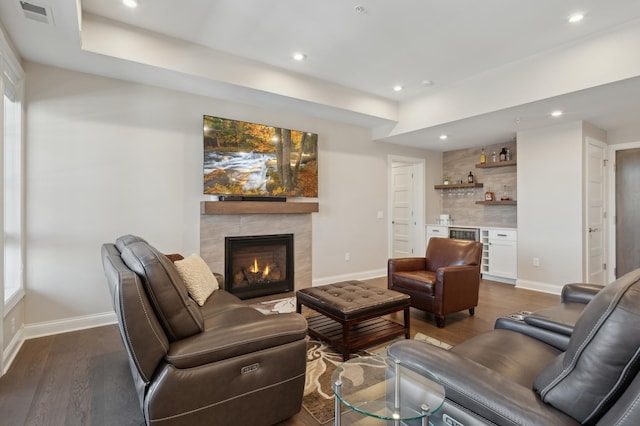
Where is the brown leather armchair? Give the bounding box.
[388,237,483,327]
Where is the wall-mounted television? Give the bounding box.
[203,115,318,198]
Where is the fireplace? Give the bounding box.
[225,234,294,300]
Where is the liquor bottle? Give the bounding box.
[492,151,497,162]
[467,171,474,183]
[499,147,507,161]
[480,148,486,164]
[506,148,511,161]
[501,185,510,201]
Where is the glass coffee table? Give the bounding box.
[332,355,445,425]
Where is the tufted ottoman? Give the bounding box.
[296,280,411,360]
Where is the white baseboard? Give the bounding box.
[2,312,117,376]
[482,274,516,285]
[516,279,563,295]
[3,326,25,375]
[24,311,118,340]
[312,268,386,287]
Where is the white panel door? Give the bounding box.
[586,138,607,285]
[392,164,413,257]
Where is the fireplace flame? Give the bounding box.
[249,258,271,279]
[249,257,259,273]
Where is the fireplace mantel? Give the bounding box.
[201,201,319,215]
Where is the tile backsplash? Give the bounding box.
[439,141,517,228]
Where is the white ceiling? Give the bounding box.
[2,0,640,151]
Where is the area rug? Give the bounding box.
[303,334,452,424]
[247,296,296,314]
[247,297,454,423]
[414,332,452,349]
[303,337,370,424]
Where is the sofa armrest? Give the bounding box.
[495,317,570,351]
[387,340,579,426]
[166,310,307,368]
[561,283,604,304]
[522,302,586,337]
[435,265,480,309]
[388,257,427,274]
[436,265,480,289]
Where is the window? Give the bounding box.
[2,34,24,308]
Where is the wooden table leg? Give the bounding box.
[404,306,411,339]
[342,320,350,361]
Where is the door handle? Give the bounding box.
[589,227,598,233]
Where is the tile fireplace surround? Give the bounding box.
[199,201,319,294]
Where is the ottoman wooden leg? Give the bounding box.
[342,320,351,361]
[403,306,411,339]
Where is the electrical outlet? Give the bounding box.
[377,211,384,219]
[345,252,350,261]
[533,257,540,267]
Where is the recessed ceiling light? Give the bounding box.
[122,0,139,8]
[440,134,448,140]
[292,52,306,61]
[421,80,434,87]
[551,110,563,117]
[568,13,584,23]
[393,85,403,92]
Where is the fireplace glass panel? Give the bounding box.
[225,234,293,300]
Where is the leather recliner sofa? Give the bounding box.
[388,268,640,426]
[101,235,308,426]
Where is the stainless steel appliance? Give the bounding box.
[449,227,480,241]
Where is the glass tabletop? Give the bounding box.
[331,355,445,422]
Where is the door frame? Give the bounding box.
[607,140,640,282]
[387,155,425,258]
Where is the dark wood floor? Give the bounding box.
[0,278,559,426]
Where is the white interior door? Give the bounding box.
[391,163,413,257]
[586,138,607,285]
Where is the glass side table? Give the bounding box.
[332,355,445,425]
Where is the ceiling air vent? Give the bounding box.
[19,1,53,25]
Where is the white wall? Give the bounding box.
[516,122,586,293]
[24,62,440,329]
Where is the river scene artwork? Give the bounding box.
[203,115,318,198]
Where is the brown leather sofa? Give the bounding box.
[388,268,640,426]
[101,235,308,426]
[388,237,483,327]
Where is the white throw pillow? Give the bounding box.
[174,254,219,306]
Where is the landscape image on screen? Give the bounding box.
[203,115,318,197]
